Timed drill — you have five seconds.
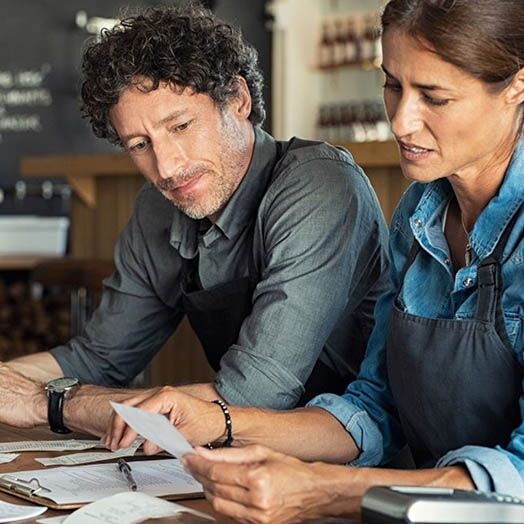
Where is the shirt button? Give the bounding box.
[444,258,451,265]
[414,218,423,228]
[463,277,474,287]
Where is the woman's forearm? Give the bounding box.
[309,463,475,520]
[230,406,359,463]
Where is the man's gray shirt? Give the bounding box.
[52,128,390,409]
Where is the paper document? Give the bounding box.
[110,402,194,458]
[35,440,142,466]
[0,500,46,522]
[0,458,201,505]
[37,492,213,523]
[65,491,213,523]
[0,440,102,453]
[0,453,18,464]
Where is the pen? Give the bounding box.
[117,458,137,491]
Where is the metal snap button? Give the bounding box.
[463,277,474,287]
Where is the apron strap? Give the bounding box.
[475,205,523,350]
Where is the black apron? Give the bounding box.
[387,208,523,467]
[180,139,348,405]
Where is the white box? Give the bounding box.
[0,216,69,256]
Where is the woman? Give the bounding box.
[105,0,524,521]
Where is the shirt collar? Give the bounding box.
[411,138,524,260]
[169,126,278,258]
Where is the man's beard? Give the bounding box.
[156,113,249,220]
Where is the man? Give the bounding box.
[0,5,389,436]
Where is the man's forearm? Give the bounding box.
[7,351,64,383]
[63,385,158,436]
[176,382,224,402]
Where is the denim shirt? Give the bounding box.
[310,139,524,496]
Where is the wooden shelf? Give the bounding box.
[20,153,139,209]
[314,59,380,72]
[0,255,61,271]
[338,140,400,168]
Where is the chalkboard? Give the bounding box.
[0,0,271,188]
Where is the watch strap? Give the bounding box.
[47,390,71,434]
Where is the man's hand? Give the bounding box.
[0,363,47,428]
[102,386,224,453]
[182,445,353,524]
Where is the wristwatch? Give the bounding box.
[45,377,80,434]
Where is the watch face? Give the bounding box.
[47,377,79,393]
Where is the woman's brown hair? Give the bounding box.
[381,0,523,92]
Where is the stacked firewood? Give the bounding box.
[0,280,70,361]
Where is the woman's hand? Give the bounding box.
[102,386,224,453]
[183,445,359,524]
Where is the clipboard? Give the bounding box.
[0,460,204,510]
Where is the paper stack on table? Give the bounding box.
[0,458,201,506]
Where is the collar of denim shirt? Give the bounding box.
[169,127,279,258]
[409,137,524,263]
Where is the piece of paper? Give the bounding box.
[0,453,19,464]
[35,440,142,466]
[63,491,214,524]
[110,402,194,458]
[1,458,202,505]
[37,518,65,524]
[0,500,47,522]
[0,440,102,453]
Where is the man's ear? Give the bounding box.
[228,76,252,120]
[505,67,524,107]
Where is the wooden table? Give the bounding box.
[0,424,224,523]
[0,424,358,523]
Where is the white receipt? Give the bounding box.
[37,492,213,524]
[35,440,142,466]
[0,440,102,453]
[65,491,213,523]
[110,402,194,458]
[4,458,201,505]
[0,500,46,522]
[0,453,19,464]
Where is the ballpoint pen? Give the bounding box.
[117,458,138,491]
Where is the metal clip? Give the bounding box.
[0,475,51,497]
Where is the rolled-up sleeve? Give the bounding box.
[215,157,389,409]
[51,191,183,386]
[437,445,524,496]
[307,284,406,465]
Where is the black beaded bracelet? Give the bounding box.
[213,399,233,447]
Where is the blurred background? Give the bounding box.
[0,0,405,386]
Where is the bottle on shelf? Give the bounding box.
[343,18,360,66]
[316,101,393,145]
[318,21,335,69]
[360,16,377,66]
[333,19,347,67]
